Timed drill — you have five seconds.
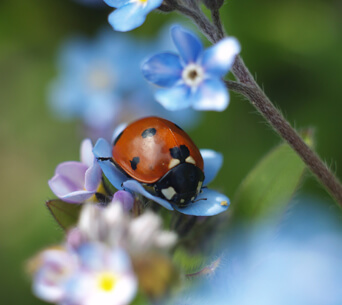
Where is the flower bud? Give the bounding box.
[202,0,224,10]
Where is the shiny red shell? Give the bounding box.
[112,117,204,184]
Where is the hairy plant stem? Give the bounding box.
[176,5,342,207]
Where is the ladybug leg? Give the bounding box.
[97,157,113,162]
[199,186,207,194]
[191,198,207,203]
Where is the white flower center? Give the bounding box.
[182,63,204,87]
[97,272,118,292]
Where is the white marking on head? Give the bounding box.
[180,199,185,203]
[185,156,196,165]
[168,158,180,169]
[161,187,176,200]
[196,181,203,194]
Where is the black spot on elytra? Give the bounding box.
[169,145,190,163]
[130,157,140,170]
[173,123,184,131]
[142,128,157,138]
[113,130,124,145]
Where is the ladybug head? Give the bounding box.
[155,163,205,207]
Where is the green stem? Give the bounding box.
[176,5,342,207]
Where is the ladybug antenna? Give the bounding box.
[191,198,207,203]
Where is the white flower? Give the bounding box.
[78,201,177,253]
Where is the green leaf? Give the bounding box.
[231,141,309,223]
[45,199,82,230]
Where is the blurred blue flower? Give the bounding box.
[104,0,163,32]
[142,25,241,111]
[49,27,200,138]
[173,198,342,305]
[92,137,229,216]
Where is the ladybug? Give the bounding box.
[112,116,205,207]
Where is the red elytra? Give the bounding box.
[112,116,204,184]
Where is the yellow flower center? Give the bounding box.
[97,272,118,292]
[139,0,148,3]
[88,67,112,90]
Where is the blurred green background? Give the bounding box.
[1,0,341,303]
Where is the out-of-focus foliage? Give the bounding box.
[45,199,83,230]
[231,141,309,223]
[1,0,342,304]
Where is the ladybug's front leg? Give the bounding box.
[97,157,114,162]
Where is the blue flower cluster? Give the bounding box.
[49,27,200,138]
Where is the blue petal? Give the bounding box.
[200,149,223,185]
[201,37,240,77]
[141,53,182,87]
[108,3,147,32]
[123,180,174,210]
[83,94,119,129]
[174,189,230,216]
[93,138,128,189]
[108,1,162,32]
[103,0,130,8]
[93,138,112,158]
[61,190,96,203]
[171,25,203,64]
[155,84,193,111]
[192,79,229,111]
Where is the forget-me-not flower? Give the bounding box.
[92,137,230,216]
[33,244,137,305]
[142,25,241,111]
[49,27,200,138]
[104,0,163,32]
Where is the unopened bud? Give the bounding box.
[202,0,224,10]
